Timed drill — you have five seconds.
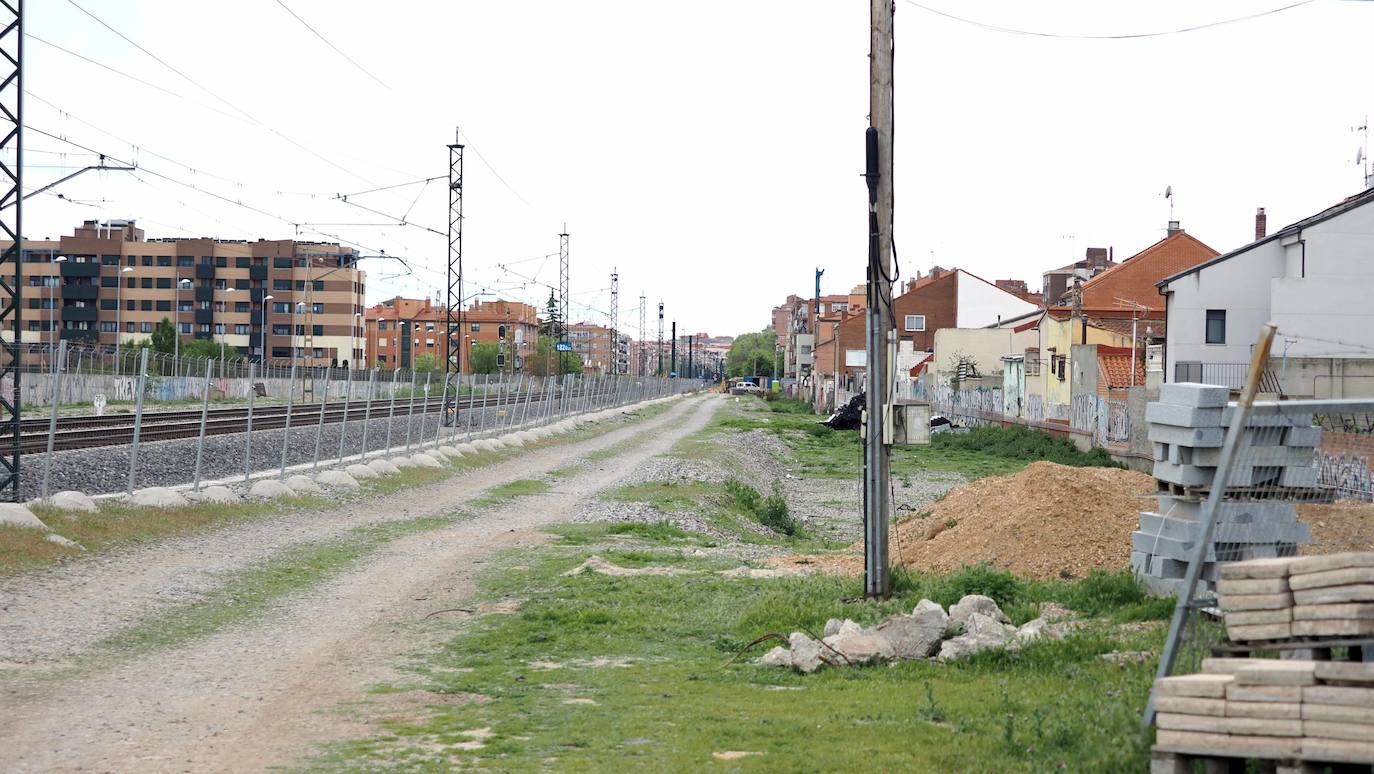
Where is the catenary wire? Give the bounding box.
[900,0,1316,40]
[273,0,390,88]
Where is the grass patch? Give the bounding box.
[932,425,1123,469]
[471,478,551,509]
[551,521,710,547]
[317,547,1162,771]
[723,478,804,537]
[96,514,456,656]
[2,496,328,577]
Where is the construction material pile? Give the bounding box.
[1154,658,1374,764]
[881,461,1155,580]
[1220,552,1374,641]
[1132,382,1319,595]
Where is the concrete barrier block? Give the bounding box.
[1147,424,1226,447]
[1160,382,1230,408]
[1284,426,1323,448]
[1192,445,1315,468]
[1147,403,1225,428]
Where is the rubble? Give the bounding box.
[754,595,1077,672]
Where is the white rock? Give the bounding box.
[937,612,1017,661]
[191,485,240,504]
[248,479,294,500]
[757,646,792,668]
[949,594,1011,630]
[316,470,361,490]
[500,435,524,448]
[410,453,444,469]
[453,443,478,455]
[390,456,417,469]
[346,463,379,480]
[877,598,949,660]
[368,459,401,476]
[47,490,97,513]
[0,503,47,530]
[823,618,844,638]
[44,533,83,549]
[788,631,825,674]
[836,620,863,638]
[284,475,323,495]
[437,445,464,458]
[822,629,895,666]
[127,487,189,509]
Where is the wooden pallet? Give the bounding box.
[1152,748,1373,773]
[1211,635,1374,662]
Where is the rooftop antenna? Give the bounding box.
[1164,185,1174,222]
[1355,117,1370,190]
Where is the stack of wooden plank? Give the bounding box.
[1154,658,1374,765]
[1219,553,1374,641]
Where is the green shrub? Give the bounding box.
[724,478,761,512]
[932,425,1122,468]
[723,478,804,537]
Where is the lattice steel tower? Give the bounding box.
[444,128,465,424]
[0,1,23,500]
[637,292,646,376]
[608,269,619,375]
[558,228,569,345]
[656,301,664,377]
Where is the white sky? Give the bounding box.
[21,0,1374,339]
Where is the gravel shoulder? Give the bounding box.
[0,395,720,772]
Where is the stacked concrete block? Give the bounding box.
[1130,383,1320,596]
[1153,658,1374,765]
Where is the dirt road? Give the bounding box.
[0,394,719,772]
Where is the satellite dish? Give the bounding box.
[1164,185,1172,198]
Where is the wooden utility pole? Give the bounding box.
[863,0,895,599]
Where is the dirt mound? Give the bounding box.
[1298,500,1374,555]
[774,461,1154,581]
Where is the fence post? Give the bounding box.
[336,367,354,464]
[404,369,420,452]
[243,360,257,483]
[278,363,297,479]
[360,368,377,461]
[40,339,68,500]
[312,367,331,472]
[475,374,488,437]
[384,369,399,455]
[126,347,150,497]
[433,372,449,447]
[191,357,213,491]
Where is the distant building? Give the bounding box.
[363,296,539,372]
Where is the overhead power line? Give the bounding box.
[901,0,1316,39]
[273,0,390,88]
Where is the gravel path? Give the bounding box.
[0,394,721,771]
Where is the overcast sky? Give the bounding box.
[21,0,1374,339]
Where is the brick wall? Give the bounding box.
[892,271,957,352]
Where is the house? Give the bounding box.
[1158,191,1374,397]
[1042,247,1115,306]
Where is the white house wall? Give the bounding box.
[1164,242,1281,379]
[955,271,1039,328]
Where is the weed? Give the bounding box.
[931,425,1122,469]
[723,478,803,537]
[917,681,946,723]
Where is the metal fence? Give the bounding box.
[14,339,701,501]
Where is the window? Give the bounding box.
[213,323,225,335]
[100,299,117,311]
[142,255,154,266]
[312,303,323,314]
[155,278,171,289]
[140,322,153,333]
[125,322,134,333]
[126,300,134,311]
[800,344,812,355]
[377,320,387,331]
[215,256,228,268]
[214,279,227,290]
[1175,361,1203,383]
[1205,309,1226,344]
[100,276,117,288]
[178,301,193,313]
[273,279,291,290]
[273,302,290,313]
[198,324,211,333]
[97,321,116,332]
[178,323,192,334]
[100,254,120,265]
[236,257,250,268]
[141,300,153,311]
[273,257,292,269]
[234,324,250,335]
[294,280,305,291]
[312,325,323,336]
[377,354,387,364]
[213,301,225,312]
[126,278,135,289]
[272,325,291,335]
[378,338,388,347]
[470,322,481,332]
[272,347,292,358]
[1025,350,1041,376]
[294,324,304,336]
[196,301,210,311]
[235,302,250,313]
[903,314,926,332]
[313,348,324,359]
[141,278,153,289]
[312,280,323,291]
[177,256,194,267]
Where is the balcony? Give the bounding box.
[61,284,99,301]
[195,285,214,302]
[195,263,215,279]
[60,306,98,322]
[60,328,99,342]
[59,261,99,278]
[249,265,268,281]
[194,309,214,325]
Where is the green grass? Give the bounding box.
[314,546,1163,772]
[551,521,712,547]
[932,425,1123,469]
[96,514,457,657]
[470,478,551,509]
[723,478,804,537]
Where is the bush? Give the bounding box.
[932,425,1122,468]
[724,478,761,512]
[723,478,804,537]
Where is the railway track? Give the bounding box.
[8,391,581,455]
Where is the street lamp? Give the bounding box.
[47,255,67,355]
[294,301,305,368]
[116,266,133,369]
[174,277,192,364]
[261,294,275,363]
[353,312,362,368]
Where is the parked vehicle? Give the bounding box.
[730,381,763,395]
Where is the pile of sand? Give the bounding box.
[1297,500,1374,555]
[773,461,1155,581]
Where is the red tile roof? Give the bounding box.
[1079,231,1219,310]
[1098,346,1146,390]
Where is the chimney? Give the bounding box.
[1084,247,1108,271]
[1255,207,1267,241]
[1167,220,1182,237]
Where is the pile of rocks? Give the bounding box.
[756,594,1076,673]
[1132,382,1318,596]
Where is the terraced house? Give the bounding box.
[5,219,367,367]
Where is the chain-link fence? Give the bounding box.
[9,340,700,501]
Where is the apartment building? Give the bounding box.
[8,220,366,366]
[363,296,540,372]
[566,321,629,375]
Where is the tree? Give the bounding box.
[468,341,499,374]
[180,338,223,360]
[540,291,564,340]
[149,317,177,354]
[413,353,438,373]
[726,329,779,378]
[527,335,583,376]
